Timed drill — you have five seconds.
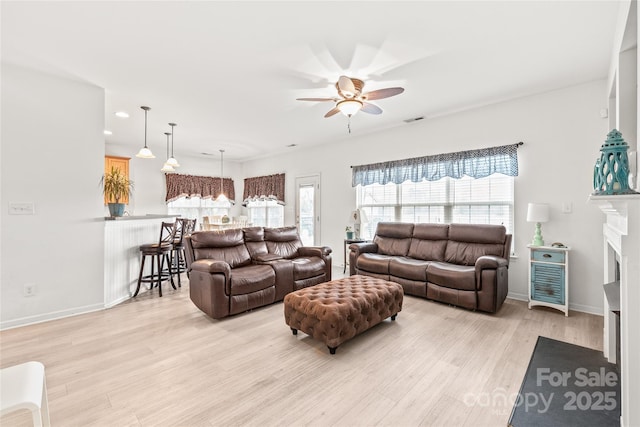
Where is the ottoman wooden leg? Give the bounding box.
[391,314,397,321]
[291,328,298,335]
[328,346,337,355]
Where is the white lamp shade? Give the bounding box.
[165,157,180,167]
[349,209,369,224]
[526,203,549,223]
[337,99,363,116]
[136,147,155,158]
[161,163,175,173]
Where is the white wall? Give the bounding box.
[0,66,610,329]
[243,79,609,314]
[104,144,245,219]
[1,64,106,328]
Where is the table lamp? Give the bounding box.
[350,209,368,239]
[526,203,549,246]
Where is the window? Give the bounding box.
[167,196,231,224]
[357,175,514,241]
[246,200,284,227]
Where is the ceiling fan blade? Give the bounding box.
[361,102,383,115]
[324,106,341,118]
[338,76,356,97]
[362,87,405,100]
[296,97,336,102]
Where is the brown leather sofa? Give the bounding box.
[184,226,332,319]
[349,222,511,313]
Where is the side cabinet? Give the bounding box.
[528,245,570,316]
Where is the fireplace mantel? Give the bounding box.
[588,193,640,427]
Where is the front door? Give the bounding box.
[295,174,320,246]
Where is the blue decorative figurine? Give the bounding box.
[592,129,638,195]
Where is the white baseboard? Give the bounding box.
[507,292,528,302]
[0,303,104,331]
[507,292,602,316]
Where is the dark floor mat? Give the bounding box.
[509,336,620,427]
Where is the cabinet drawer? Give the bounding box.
[531,250,565,263]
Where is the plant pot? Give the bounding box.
[108,203,125,217]
[346,231,354,239]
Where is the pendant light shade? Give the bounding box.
[166,122,180,167]
[136,106,155,158]
[216,149,228,203]
[161,132,175,173]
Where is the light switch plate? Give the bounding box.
[9,202,35,215]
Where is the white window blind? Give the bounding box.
[167,196,231,226]
[357,175,514,241]
[246,200,284,227]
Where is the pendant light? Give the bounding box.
[161,132,175,173]
[216,149,229,202]
[165,122,180,167]
[135,106,155,158]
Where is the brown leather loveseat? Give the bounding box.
[185,226,332,319]
[349,222,511,313]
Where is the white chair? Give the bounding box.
[236,215,248,227]
[0,361,50,426]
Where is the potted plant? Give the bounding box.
[345,226,354,239]
[101,166,133,217]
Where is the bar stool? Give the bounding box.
[0,361,50,427]
[165,218,190,288]
[133,221,176,297]
[168,218,195,287]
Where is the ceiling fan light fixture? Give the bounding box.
[337,99,363,117]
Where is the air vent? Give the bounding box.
[403,116,425,123]
[286,144,298,148]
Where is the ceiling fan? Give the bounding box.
[297,76,404,119]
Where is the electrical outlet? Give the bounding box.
[23,284,36,297]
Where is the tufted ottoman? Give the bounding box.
[283,275,403,354]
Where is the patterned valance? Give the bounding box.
[352,143,522,187]
[165,173,235,203]
[243,173,285,204]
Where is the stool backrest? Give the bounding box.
[160,221,175,245]
[174,218,197,245]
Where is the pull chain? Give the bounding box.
[348,116,352,134]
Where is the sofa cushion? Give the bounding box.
[265,226,302,258]
[244,227,268,259]
[408,223,448,261]
[426,262,476,291]
[292,256,325,280]
[190,230,251,268]
[229,264,276,295]
[389,257,429,281]
[374,222,413,256]
[356,253,393,274]
[444,224,507,266]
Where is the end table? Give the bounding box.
[344,238,366,274]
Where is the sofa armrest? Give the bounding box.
[350,242,378,255]
[475,255,508,272]
[298,246,332,258]
[349,242,378,276]
[191,259,231,278]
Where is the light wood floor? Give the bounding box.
[0,271,603,426]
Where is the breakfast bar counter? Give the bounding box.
[104,214,178,307]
